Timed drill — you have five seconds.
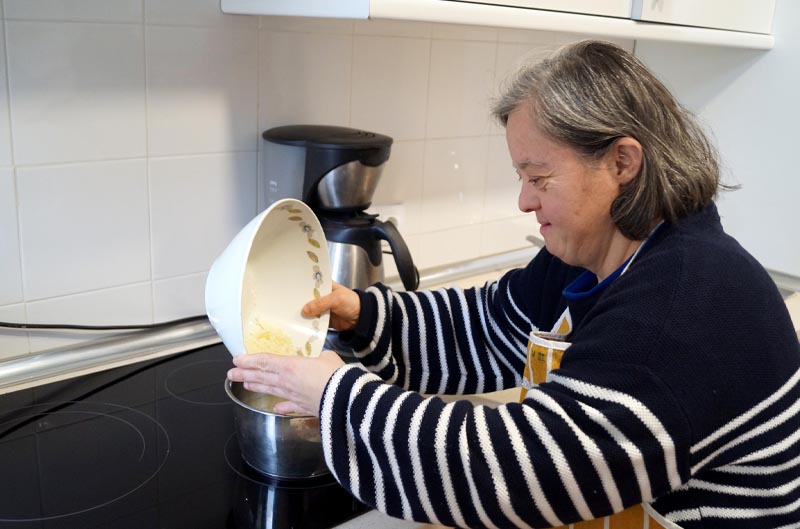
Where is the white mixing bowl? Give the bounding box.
[205,198,331,357]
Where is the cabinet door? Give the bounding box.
[631,0,775,34]
[445,0,631,19]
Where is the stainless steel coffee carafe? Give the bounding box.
[262,125,419,292]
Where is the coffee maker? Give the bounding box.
[262,125,419,292]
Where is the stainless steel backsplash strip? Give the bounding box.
[0,247,537,393]
[0,320,220,394]
[385,247,536,291]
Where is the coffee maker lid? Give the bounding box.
[262,125,392,150]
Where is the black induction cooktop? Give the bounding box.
[0,343,367,529]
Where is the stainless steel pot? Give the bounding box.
[225,380,329,478]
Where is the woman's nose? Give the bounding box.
[518,184,540,213]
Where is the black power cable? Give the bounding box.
[0,314,208,331]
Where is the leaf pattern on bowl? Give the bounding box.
[278,201,327,357]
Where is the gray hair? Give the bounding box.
[492,40,724,240]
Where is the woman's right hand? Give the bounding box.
[302,282,360,331]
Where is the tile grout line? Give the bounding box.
[142,0,156,324]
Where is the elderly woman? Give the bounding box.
[228,40,800,529]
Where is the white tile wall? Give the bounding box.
[16,160,150,300]
[153,272,207,322]
[0,22,11,166]
[146,26,258,156]
[145,0,256,28]
[0,168,22,305]
[350,35,431,141]
[426,39,496,138]
[258,30,352,130]
[4,0,143,23]
[149,152,257,279]
[0,5,629,357]
[421,136,489,231]
[6,21,147,165]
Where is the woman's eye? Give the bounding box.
[528,176,548,189]
[515,171,547,189]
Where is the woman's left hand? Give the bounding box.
[227,350,345,417]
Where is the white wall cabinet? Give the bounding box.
[221,0,775,49]
[632,0,775,34]
[446,0,632,19]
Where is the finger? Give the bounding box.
[232,352,286,371]
[272,400,308,416]
[242,381,278,395]
[301,296,328,318]
[302,281,350,317]
[227,367,244,381]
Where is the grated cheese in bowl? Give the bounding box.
[243,317,302,356]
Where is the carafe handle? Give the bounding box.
[372,220,419,291]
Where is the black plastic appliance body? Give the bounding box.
[263,125,419,292]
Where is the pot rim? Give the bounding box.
[224,379,314,419]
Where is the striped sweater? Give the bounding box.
[320,204,800,529]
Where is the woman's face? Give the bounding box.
[506,107,629,275]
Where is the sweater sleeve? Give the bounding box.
[337,273,534,395]
[320,358,692,529]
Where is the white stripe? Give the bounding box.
[549,373,683,490]
[525,390,624,512]
[692,388,800,473]
[474,406,535,529]
[440,292,468,395]
[498,406,564,527]
[347,373,377,494]
[383,392,414,519]
[521,405,594,520]
[687,473,800,497]
[357,287,395,382]
[396,295,413,390]
[473,290,505,391]
[670,494,800,521]
[502,276,534,339]
[358,286,386,358]
[731,427,800,466]
[692,366,800,453]
[358,383,392,513]
[455,288,485,394]
[480,281,528,364]
[435,402,468,528]
[320,365,363,483]
[477,286,528,383]
[575,400,653,501]
[408,398,441,524]
[422,290,450,395]
[408,294,430,393]
[717,452,800,475]
[459,416,500,529]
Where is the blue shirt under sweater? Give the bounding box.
[319,203,800,529]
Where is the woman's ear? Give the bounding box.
[610,137,643,185]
